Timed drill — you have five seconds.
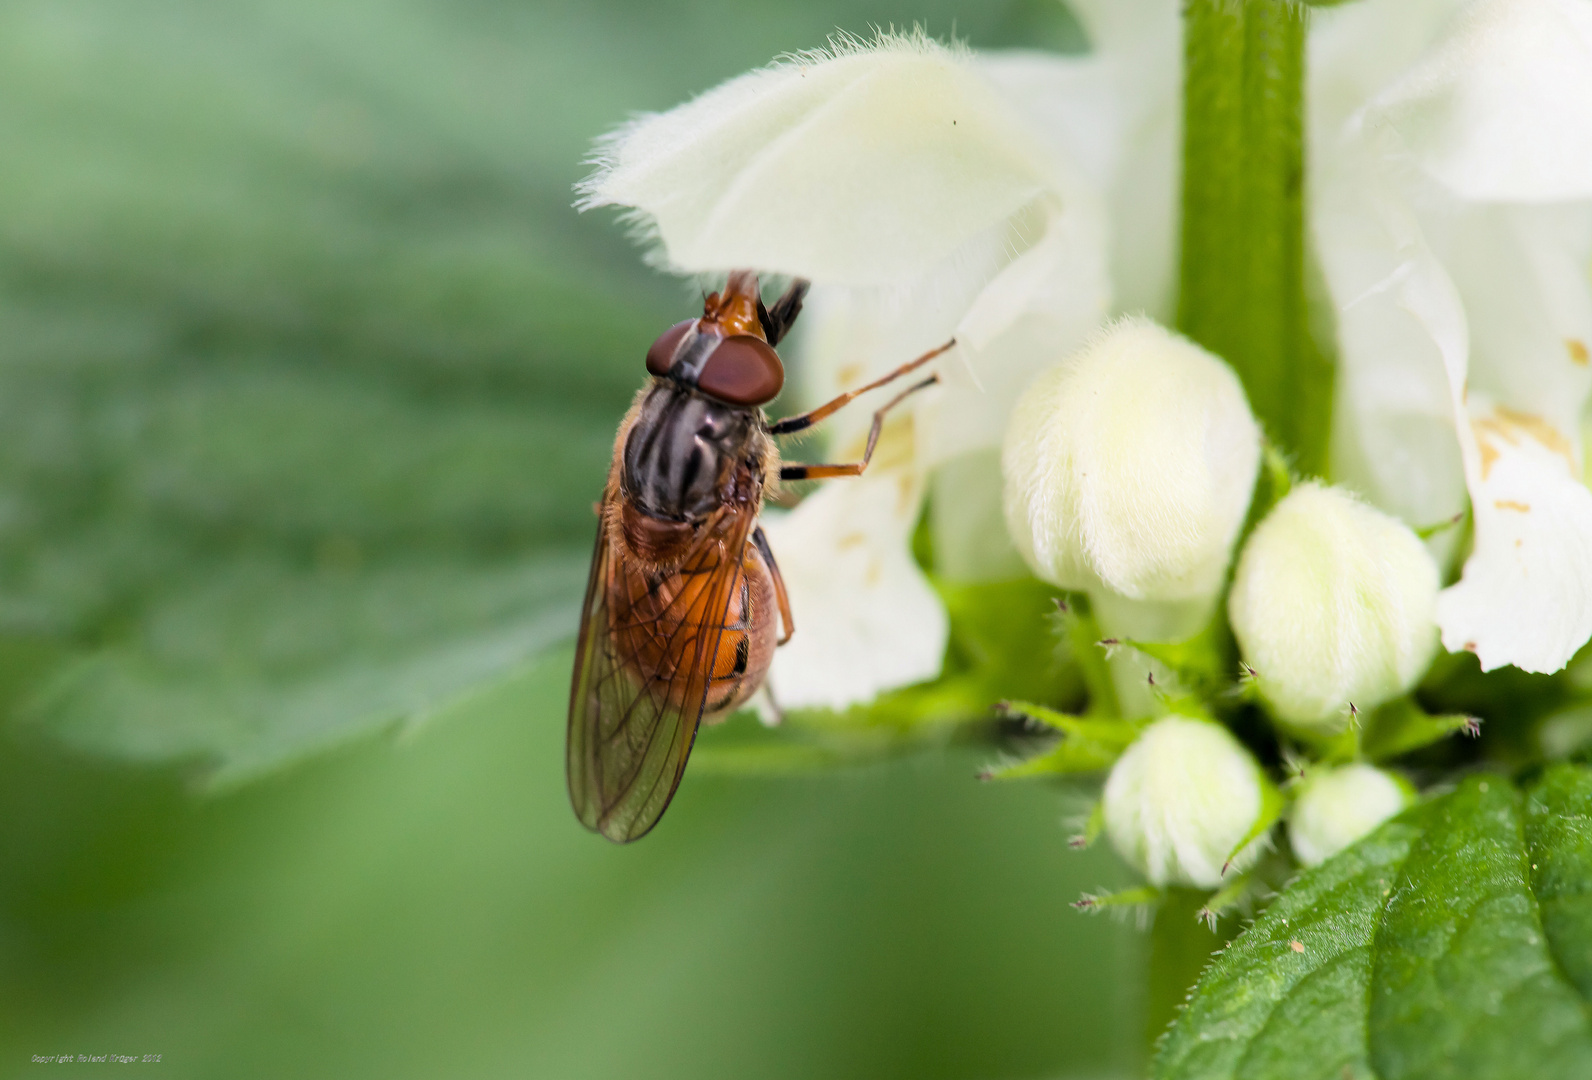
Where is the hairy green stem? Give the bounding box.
[1177,0,1330,475]
[1147,0,1323,1046]
[1145,887,1233,1050]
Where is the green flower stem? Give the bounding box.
[1147,0,1323,1046]
[1177,0,1331,475]
[1145,887,1234,1050]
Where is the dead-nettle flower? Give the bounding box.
[580,0,1592,712]
[1103,716,1274,889]
[1001,317,1260,612]
[1311,0,1592,674]
[1287,763,1416,868]
[757,425,948,711]
[1228,483,1440,735]
[578,18,1161,709]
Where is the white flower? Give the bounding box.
[1311,0,1592,674]
[1019,0,1592,677]
[1288,763,1415,867]
[1103,715,1272,888]
[1228,483,1440,733]
[759,422,948,711]
[580,0,1592,713]
[581,28,1138,708]
[1002,317,1260,605]
[582,31,1067,286]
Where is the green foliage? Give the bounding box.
[0,0,1092,786]
[981,700,1137,779]
[1359,697,1479,763]
[1154,769,1592,1080]
[0,650,1146,1080]
[706,577,1083,771]
[0,0,681,784]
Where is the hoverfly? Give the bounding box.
[567,270,953,842]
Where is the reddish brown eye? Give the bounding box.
[645,319,694,377]
[695,335,785,406]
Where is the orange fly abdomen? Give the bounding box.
[608,538,776,716]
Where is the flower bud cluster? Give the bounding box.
[1002,319,1441,888]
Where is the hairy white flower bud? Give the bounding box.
[1228,483,1440,734]
[1103,716,1272,889]
[1002,317,1260,604]
[1288,764,1415,868]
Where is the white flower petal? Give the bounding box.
[980,10,1181,320]
[761,460,947,711]
[1067,0,1181,58]
[1432,203,1592,444]
[929,450,1029,582]
[791,193,1111,471]
[1310,0,1471,139]
[925,197,1112,468]
[1437,402,1592,672]
[1315,146,1470,530]
[977,52,1121,195]
[580,32,1067,285]
[1315,134,1592,673]
[1368,0,1592,202]
[792,268,983,459]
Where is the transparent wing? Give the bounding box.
[566,507,756,843]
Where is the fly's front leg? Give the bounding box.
[751,526,794,645]
[768,338,954,437]
[778,375,939,482]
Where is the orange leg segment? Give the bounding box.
[768,338,955,437]
[778,375,939,482]
[751,526,793,645]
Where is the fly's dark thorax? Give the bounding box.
[621,381,767,524]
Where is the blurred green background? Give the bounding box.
[0,0,1140,1076]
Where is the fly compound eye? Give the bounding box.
[645,319,695,377]
[696,335,784,406]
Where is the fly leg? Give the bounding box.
[768,338,954,438]
[777,374,939,482]
[751,526,794,645]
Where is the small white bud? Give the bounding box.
[1103,716,1272,889]
[1227,483,1440,734]
[1288,764,1415,867]
[1002,317,1261,604]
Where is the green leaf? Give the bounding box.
[1524,765,1592,1000]
[1370,777,1592,1079]
[1155,820,1420,1079]
[1360,696,1480,762]
[1154,772,1592,1080]
[0,0,678,782]
[1126,624,1230,693]
[24,552,589,788]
